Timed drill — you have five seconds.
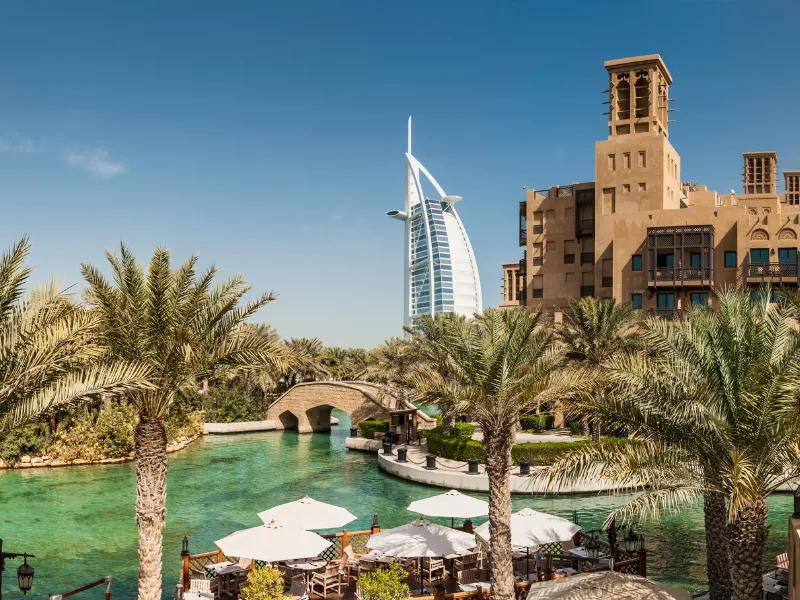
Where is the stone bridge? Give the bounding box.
[265,381,436,434]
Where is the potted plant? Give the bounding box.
[240,566,287,600]
[357,564,411,600]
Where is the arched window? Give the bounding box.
[635,70,650,118]
[616,74,630,121]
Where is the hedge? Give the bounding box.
[425,430,485,462]
[359,419,389,439]
[426,430,637,466]
[519,414,555,431]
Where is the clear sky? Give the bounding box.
[1,1,799,348]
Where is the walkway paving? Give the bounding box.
[471,426,582,444]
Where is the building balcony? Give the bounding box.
[532,256,543,266]
[744,260,800,285]
[646,308,686,320]
[580,252,595,265]
[580,285,595,297]
[532,225,543,235]
[576,219,595,237]
[519,228,527,247]
[602,276,613,288]
[647,267,714,288]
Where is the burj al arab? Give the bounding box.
[387,118,483,328]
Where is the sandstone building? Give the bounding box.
[502,54,800,318]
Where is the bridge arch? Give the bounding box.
[265,381,435,434]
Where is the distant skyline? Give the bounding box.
[1,1,799,347]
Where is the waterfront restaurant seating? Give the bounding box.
[357,558,378,578]
[454,552,480,572]
[310,564,342,599]
[289,580,308,600]
[188,578,214,600]
[422,557,445,580]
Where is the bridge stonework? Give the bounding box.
[265,381,435,434]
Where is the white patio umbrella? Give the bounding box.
[407,490,488,527]
[367,518,477,558]
[525,571,690,600]
[474,508,581,547]
[215,520,332,563]
[257,495,357,530]
[476,508,581,581]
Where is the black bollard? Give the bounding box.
[382,439,393,455]
[519,460,531,476]
[396,447,408,462]
[350,427,359,438]
[467,458,479,475]
[425,453,437,470]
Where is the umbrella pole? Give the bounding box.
[526,546,529,582]
[451,517,454,529]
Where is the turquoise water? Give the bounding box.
[0,410,793,599]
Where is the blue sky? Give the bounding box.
[1,1,799,348]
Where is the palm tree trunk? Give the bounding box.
[703,490,732,600]
[442,410,454,436]
[482,424,515,600]
[135,417,168,600]
[582,416,590,437]
[728,497,768,600]
[591,418,601,443]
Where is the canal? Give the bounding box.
[0,410,793,598]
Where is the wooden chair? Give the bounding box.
[357,559,377,579]
[422,557,445,580]
[289,580,308,600]
[188,578,214,600]
[279,564,304,590]
[454,552,480,572]
[777,553,789,570]
[310,564,341,599]
[457,569,477,585]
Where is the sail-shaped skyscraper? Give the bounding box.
[387,118,482,328]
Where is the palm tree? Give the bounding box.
[82,244,289,600]
[406,308,563,600]
[558,297,642,441]
[361,337,416,384]
[0,237,151,434]
[280,337,328,388]
[542,290,800,600]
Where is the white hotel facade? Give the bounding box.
[387,119,482,328]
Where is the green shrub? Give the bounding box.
[425,430,485,462]
[569,421,583,436]
[511,441,589,465]
[0,424,46,464]
[359,419,389,439]
[358,563,410,600]
[202,384,270,423]
[520,415,555,431]
[50,403,138,462]
[241,567,287,600]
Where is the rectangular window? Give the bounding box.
[750,248,769,265]
[631,293,642,309]
[638,151,646,168]
[608,154,616,171]
[657,293,675,309]
[622,184,631,193]
[656,253,674,268]
[779,248,797,264]
[602,187,615,215]
[631,255,642,271]
[638,182,646,192]
[690,292,709,306]
[690,253,701,269]
[724,251,737,268]
[623,153,631,169]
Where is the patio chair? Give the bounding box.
[343,545,364,561]
[289,580,309,600]
[422,557,445,580]
[357,558,377,578]
[188,578,214,600]
[454,552,480,572]
[310,564,341,599]
[457,569,477,585]
[560,539,576,552]
[777,553,789,570]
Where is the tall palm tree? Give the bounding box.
[0,237,151,434]
[280,337,328,387]
[406,308,563,600]
[558,297,642,441]
[542,290,800,600]
[82,244,289,600]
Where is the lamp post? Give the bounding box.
[0,539,36,599]
[624,525,639,553]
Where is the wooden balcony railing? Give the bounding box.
[564,254,575,264]
[577,219,595,237]
[647,267,713,287]
[580,285,595,297]
[745,260,799,284]
[646,308,685,320]
[531,289,543,299]
[532,224,543,235]
[602,277,613,288]
[532,256,543,266]
[580,252,595,265]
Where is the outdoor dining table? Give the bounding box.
[284,557,328,585]
[204,562,245,595]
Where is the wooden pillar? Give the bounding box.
[342,531,349,554]
[182,555,191,591]
[638,550,647,577]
